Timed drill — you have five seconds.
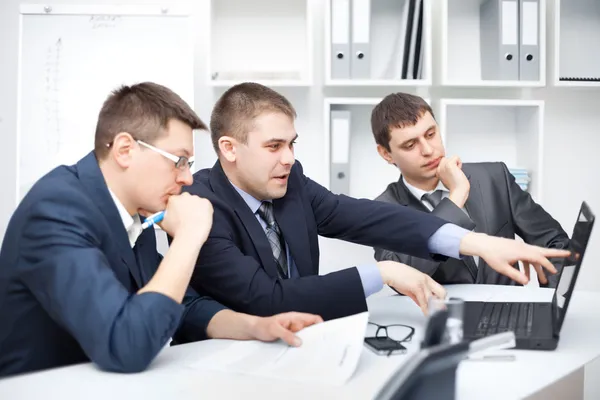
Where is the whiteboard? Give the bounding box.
[17,5,194,201]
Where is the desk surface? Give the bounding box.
[1,285,598,400]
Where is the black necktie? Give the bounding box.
[422,190,443,209]
[257,202,289,279]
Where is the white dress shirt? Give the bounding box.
[108,189,143,248]
[402,177,450,212]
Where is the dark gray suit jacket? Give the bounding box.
[373,162,570,288]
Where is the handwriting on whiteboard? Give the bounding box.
[44,38,62,154]
[89,15,121,29]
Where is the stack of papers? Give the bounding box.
[509,167,531,192]
[187,312,369,386]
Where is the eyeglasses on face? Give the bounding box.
[136,140,194,170]
[105,137,195,170]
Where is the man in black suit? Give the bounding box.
[184,83,568,321]
[370,92,570,287]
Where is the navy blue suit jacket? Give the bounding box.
[183,161,449,321]
[0,152,225,377]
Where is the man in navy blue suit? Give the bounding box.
[0,82,322,378]
[184,83,569,321]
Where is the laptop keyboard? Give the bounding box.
[474,302,535,338]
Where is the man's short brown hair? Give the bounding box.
[371,93,435,152]
[209,82,297,153]
[94,82,206,159]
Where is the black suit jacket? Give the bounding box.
[0,152,225,377]
[373,162,570,287]
[183,160,452,321]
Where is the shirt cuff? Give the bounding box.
[357,264,384,298]
[427,223,470,259]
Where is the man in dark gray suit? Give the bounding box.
[370,93,570,288]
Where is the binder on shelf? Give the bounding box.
[519,0,540,81]
[330,110,351,195]
[480,0,520,81]
[401,0,417,80]
[331,0,351,79]
[350,0,371,79]
[412,0,425,80]
[407,0,423,80]
[387,0,411,80]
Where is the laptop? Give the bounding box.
[463,201,595,350]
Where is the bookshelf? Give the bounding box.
[207,0,313,87]
[441,0,546,87]
[324,0,432,86]
[554,0,600,87]
[439,99,544,202]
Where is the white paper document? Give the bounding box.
[188,312,369,385]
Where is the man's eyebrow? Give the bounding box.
[399,137,416,147]
[399,126,436,146]
[264,133,299,144]
[173,148,191,157]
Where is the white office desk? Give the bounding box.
[0,285,598,400]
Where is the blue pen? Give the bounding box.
[141,211,165,229]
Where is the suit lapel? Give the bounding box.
[398,176,479,281]
[273,184,312,277]
[133,230,151,284]
[209,162,281,278]
[394,178,429,211]
[76,152,142,288]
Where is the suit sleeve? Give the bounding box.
[142,250,227,344]
[303,173,449,261]
[18,189,183,373]
[193,207,367,321]
[373,198,474,276]
[499,162,570,288]
[172,284,228,343]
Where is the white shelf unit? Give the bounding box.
[554,0,600,87]
[438,99,544,202]
[324,0,432,86]
[441,0,546,87]
[206,0,313,87]
[323,97,432,200]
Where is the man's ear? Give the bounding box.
[218,136,237,163]
[376,144,396,166]
[111,132,136,168]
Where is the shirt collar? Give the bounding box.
[108,189,142,248]
[402,176,448,201]
[229,182,269,214]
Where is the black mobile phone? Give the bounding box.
[364,336,407,356]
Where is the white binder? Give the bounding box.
[350,0,370,79]
[330,110,351,195]
[331,0,351,79]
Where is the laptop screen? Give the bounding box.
[552,201,595,334]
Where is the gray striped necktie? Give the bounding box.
[422,190,443,209]
[257,202,289,279]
